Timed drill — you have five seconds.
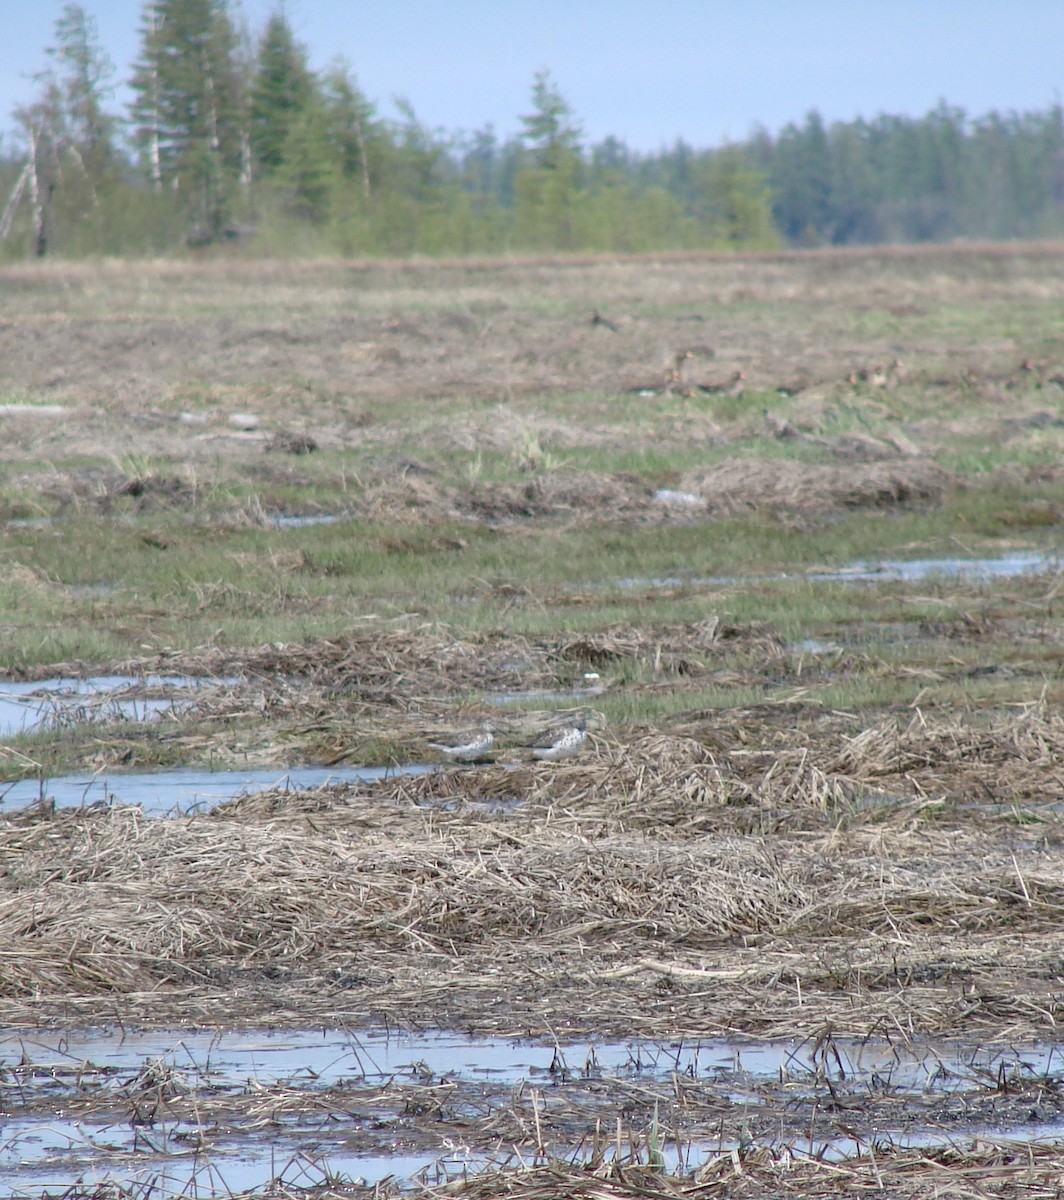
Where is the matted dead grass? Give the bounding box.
[2,703,1063,1039]
[407,1144,1064,1200]
[135,619,782,682]
[2,698,1060,1037]
[209,702,1062,833]
[678,458,954,517]
[18,455,966,529]
[130,627,551,687]
[276,706,1062,832]
[825,704,1064,805]
[552,619,783,668]
[351,462,960,529]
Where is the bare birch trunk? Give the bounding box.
[25,125,50,257]
[0,163,31,241]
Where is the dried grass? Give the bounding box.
[552,619,783,672]
[326,458,959,529]
[3,695,1060,1038]
[119,626,561,705]
[406,1143,1064,1200]
[0,562,57,594]
[826,703,1064,805]
[678,459,953,516]
[3,736,1064,1040]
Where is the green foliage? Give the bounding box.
[317,63,377,192]
[2,4,122,257]
[8,9,1064,259]
[574,180,694,252]
[250,13,316,175]
[45,3,119,179]
[274,99,339,222]
[514,156,580,249]
[754,101,1064,243]
[129,0,248,238]
[513,71,584,249]
[520,69,582,171]
[702,146,780,248]
[771,110,833,244]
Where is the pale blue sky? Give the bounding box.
[3,1,1062,152]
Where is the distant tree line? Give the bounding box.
[2,1,1062,259]
[747,105,1064,244]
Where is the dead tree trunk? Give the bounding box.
[0,162,31,241]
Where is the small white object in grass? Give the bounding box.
[228,412,260,430]
[0,404,68,417]
[653,489,703,507]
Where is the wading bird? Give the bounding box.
[530,714,588,761]
[427,721,495,762]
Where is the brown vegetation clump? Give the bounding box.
[463,471,656,525]
[3,701,1064,1039]
[826,703,1064,805]
[679,459,953,517]
[407,1145,1064,1200]
[125,627,560,701]
[3,792,1064,1040]
[553,619,783,670]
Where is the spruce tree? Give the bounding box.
[771,110,833,243]
[129,0,248,240]
[520,70,581,171]
[704,147,780,248]
[276,98,338,222]
[318,62,378,199]
[515,70,582,248]
[250,13,316,175]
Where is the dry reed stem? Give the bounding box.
[678,458,954,517]
[3,772,1064,1038]
[401,1142,1064,1200]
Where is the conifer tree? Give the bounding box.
[703,146,780,248]
[520,69,581,171]
[770,110,832,243]
[276,98,338,221]
[318,62,378,199]
[250,13,316,174]
[514,70,582,248]
[129,0,248,240]
[45,4,118,179]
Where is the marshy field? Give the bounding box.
[0,243,1062,1197]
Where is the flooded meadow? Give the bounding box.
[0,246,1062,1196]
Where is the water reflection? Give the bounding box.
[1,1027,1059,1197]
[0,675,235,739]
[0,763,438,816]
[611,549,1060,592]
